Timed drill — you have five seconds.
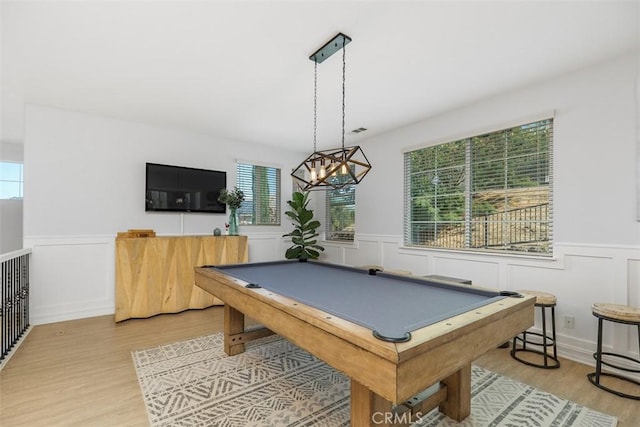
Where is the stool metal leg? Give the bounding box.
[551,306,558,361]
[594,317,603,384]
[637,323,640,360]
[541,306,548,367]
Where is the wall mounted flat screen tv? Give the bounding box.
[145,163,226,213]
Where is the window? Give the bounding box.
[0,161,24,199]
[236,163,281,225]
[326,174,356,242]
[404,118,553,255]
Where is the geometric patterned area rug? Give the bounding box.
[132,333,617,427]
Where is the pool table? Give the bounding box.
[194,260,534,426]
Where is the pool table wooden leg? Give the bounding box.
[224,304,245,356]
[351,380,425,427]
[439,363,471,421]
[350,379,394,427]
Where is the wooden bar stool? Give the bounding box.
[511,290,560,369]
[587,303,640,400]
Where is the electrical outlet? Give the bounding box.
[564,315,575,329]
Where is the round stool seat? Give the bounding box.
[518,290,557,306]
[592,303,640,323]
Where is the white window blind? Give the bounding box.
[404,118,553,255]
[236,163,281,225]
[325,178,356,242]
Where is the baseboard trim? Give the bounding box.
[31,303,114,325]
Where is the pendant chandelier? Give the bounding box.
[291,33,372,191]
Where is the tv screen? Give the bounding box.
[145,163,226,213]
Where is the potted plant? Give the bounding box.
[218,187,245,235]
[282,191,324,260]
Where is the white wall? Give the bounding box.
[320,52,640,371]
[23,106,302,324]
[0,142,24,161]
[0,142,24,252]
[0,199,23,253]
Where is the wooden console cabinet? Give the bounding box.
[115,235,248,322]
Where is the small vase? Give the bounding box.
[228,207,239,236]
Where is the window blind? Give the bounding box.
[404,118,553,255]
[236,163,281,225]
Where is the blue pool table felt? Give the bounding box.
[211,261,505,342]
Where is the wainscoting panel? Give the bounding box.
[321,244,346,263]
[432,256,499,287]
[508,255,615,346]
[628,259,640,355]
[343,239,379,268]
[25,236,115,325]
[382,239,429,274]
[629,258,640,308]
[247,232,286,263]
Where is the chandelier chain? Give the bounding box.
[341,37,346,150]
[313,60,318,152]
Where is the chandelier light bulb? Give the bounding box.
[319,165,327,179]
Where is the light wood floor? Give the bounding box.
[1,307,638,426]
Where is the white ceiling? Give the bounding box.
[1,0,638,152]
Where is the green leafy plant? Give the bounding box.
[218,187,245,209]
[282,191,324,260]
